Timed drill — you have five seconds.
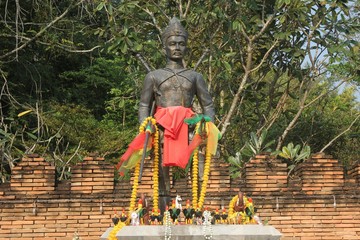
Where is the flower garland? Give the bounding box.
[152,121,160,213]
[228,194,238,216]
[108,222,125,240]
[192,122,212,210]
[228,194,256,224]
[192,155,199,207]
[198,122,211,209]
[109,117,159,240]
[192,123,200,208]
[129,117,158,213]
[129,162,140,213]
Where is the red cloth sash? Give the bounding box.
[154,106,194,168]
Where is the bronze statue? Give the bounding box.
[138,17,215,212]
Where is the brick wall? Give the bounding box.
[0,153,359,239]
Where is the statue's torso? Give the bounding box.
[150,68,199,108]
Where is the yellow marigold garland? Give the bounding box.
[108,222,125,240]
[198,132,211,209]
[198,122,211,209]
[129,117,154,213]
[109,117,159,239]
[228,194,238,216]
[152,119,159,212]
[192,123,200,208]
[192,148,199,208]
[227,194,256,224]
[129,162,140,213]
[192,122,212,210]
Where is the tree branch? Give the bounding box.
[220,42,253,136]
[183,0,192,18]
[304,80,345,108]
[320,114,360,153]
[252,14,275,41]
[0,0,84,60]
[137,5,163,34]
[276,87,309,150]
[250,39,278,73]
[194,48,209,70]
[1,33,101,53]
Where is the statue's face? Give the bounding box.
[164,35,187,60]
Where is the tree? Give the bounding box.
[0,0,359,181]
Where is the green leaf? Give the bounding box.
[224,61,231,72]
[96,2,105,11]
[26,132,38,140]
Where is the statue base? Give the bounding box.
[100,225,282,240]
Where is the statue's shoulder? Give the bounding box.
[180,69,203,79]
[146,69,174,79]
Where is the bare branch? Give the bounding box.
[274,75,351,150]
[194,48,209,70]
[57,45,101,53]
[15,0,20,60]
[137,5,163,34]
[276,87,309,150]
[240,26,250,42]
[220,43,253,136]
[0,0,84,60]
[151,0,170,21]
[304,80,345,108]
[250,39,278,73]
[59,142,82,180]
[183,0,192,18]
[320,114,360,153]
[252,14,275,41]
[177,0,184,18]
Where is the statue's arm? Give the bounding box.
[195,73,215,121]
[138,72,154,123]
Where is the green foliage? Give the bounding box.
[277,143,310,162]
[227,152,243,179]
[41,103,136,177]
[275,143,311,175]
[241,130,275,159]
[0,0,359,182]
[227,130,275,179]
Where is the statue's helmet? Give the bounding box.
[161,17,188,45]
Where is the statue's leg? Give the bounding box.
[158,130,171,213]
[158,160,171,213]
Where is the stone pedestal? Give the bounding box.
[100,225,282,240]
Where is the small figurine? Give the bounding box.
[156,209,163,225]
[194,204,203,225]
[175,195,183,210]
[135,199,146,225]
[213,208,221,224]
[168,199,181,224]
[120,208,128,222]
[182,200,195,224]
[150,208,157,225]
[234,191,245,212]
[202,207,212,225]
[245,197,255,223]
[112,209,119,225]
[131,211,139,226]
[220,208,228,224]
[254,215,262,225]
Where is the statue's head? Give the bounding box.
[162,17,188,61]
[161,17,188,45]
